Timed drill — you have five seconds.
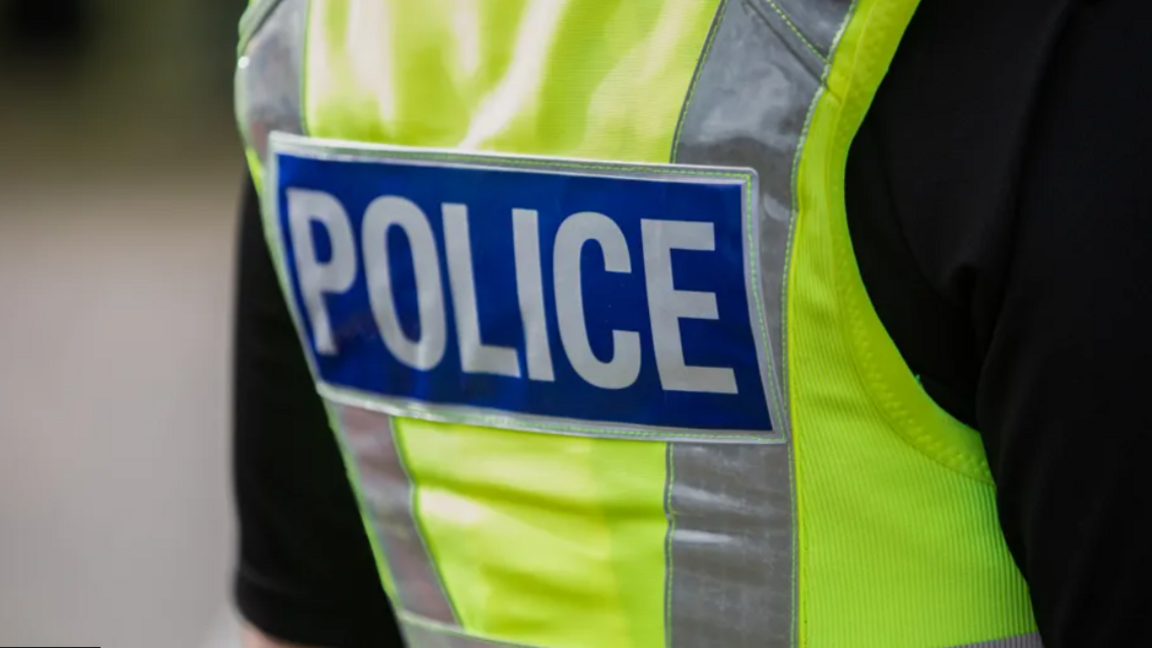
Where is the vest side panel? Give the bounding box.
[786,0,1039,645]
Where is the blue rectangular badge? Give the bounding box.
[265,134,780,442]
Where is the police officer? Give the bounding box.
[232,0,1151,646]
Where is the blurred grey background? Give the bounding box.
[1,1,248,646]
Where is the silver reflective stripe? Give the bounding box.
[399,614,541,648]
[754,0,854,58]
[235,0,307,166]
[665,444,795,647]
[668,0,854,646]
[674,0,852,419]
[335,404,458,624]
[956,634,1044,648]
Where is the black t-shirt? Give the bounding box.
[232,0,1152,645]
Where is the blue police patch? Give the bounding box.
[265,134,780,442]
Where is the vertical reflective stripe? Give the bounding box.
[665,444,795,647]
[674,0,849,417]
[335,404,458,625]
[956,634,1044,648]
[236,0,307,174]
[670,0,854,647]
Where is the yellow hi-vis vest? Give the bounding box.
[235,1,1041,646]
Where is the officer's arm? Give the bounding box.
[233,176,406,647]
[976,0,1151,644]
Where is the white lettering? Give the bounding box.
[641,219,737,394]
[362,196,447,371]
[286,189,357,355]
[553,212,641,390]
[513,208,555,381]
[443,203,521,377]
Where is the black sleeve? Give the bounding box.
[232,176,404,647]
[848,0,1152,645]
[975,1,1152,644]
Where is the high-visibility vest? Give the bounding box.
[235,1,1041,646]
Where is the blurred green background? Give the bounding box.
[1,2,250,646]
[0,0,242,174]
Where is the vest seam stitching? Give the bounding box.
[669,0,728,162]
[750,0,829,63]
[278,137,754,179]
[662,443,676,648]
[787,0,874,645]
[821,3,994,485]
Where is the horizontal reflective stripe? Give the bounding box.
[400,613,541,648]
[956,633,1044,648]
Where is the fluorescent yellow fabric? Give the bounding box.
[236,0,1042,645]
[397,424,667,647]
[304,0,721,163]
[788,0,1037,645]
[300,2,722,647]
